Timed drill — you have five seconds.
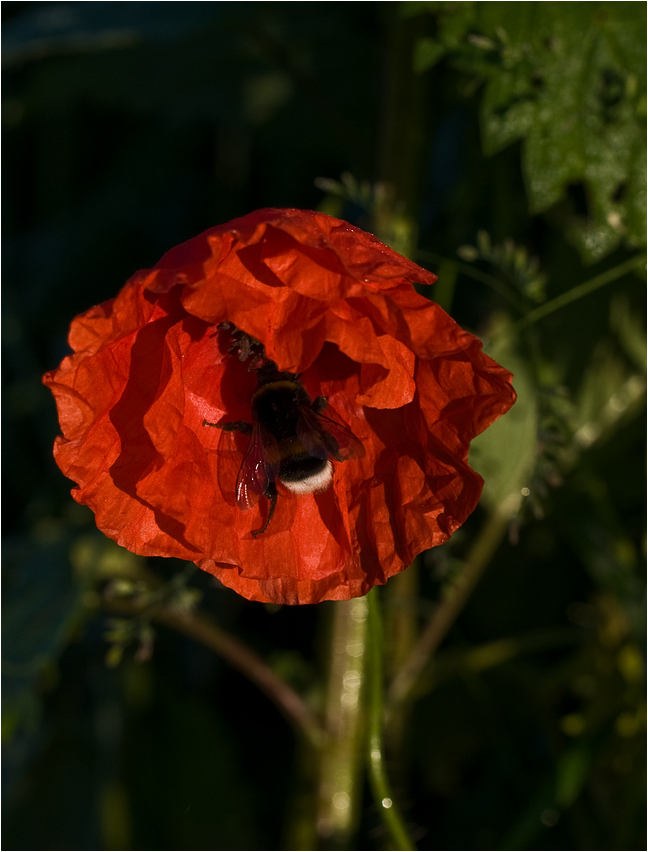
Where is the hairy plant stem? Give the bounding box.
[364,6,432,844]
[375,4,429,257]
[372,0,429,773]
[367,588,417,851]
[384,561,420,756]
[508,254,645,333]
[314,597,369,849]
[387,509,511,717]
[300,9,431,848]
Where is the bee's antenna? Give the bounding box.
[219,322,268,370]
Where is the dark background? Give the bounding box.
[3,3,645,850]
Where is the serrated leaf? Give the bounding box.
[420,2,646,262]
[486,3,646,261]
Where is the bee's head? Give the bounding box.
[255,361,297,387]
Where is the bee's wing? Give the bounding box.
[296,403,365,462]
[236,423,281,511]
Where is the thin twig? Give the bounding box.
[104,597,327,748]
[508,254,645,334]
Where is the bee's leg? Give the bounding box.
[202,419,252,434]
[312,396,328,413]
[252,482,278,537]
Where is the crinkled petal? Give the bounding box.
[43,208,516,605]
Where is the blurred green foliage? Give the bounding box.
[409,1,647,261]
[2,2,645,850]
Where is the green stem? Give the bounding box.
[366,588,417,851]
[416,249,529,314]
[384,560,419,755]
[509,254,645,333]
[315,597,369,849]
[387,509,510,716]
[373,3,429,258]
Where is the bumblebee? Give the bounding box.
[204,360,363,536]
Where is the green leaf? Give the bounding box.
[2,535,86,737]
[574,340,646,451]
[610,293,647,372]
[420,2,647,262]
[469,324,538,514]
[413,37,446,73]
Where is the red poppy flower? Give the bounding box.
[43,208,516,605]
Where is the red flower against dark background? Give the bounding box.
[43,208,516,605]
